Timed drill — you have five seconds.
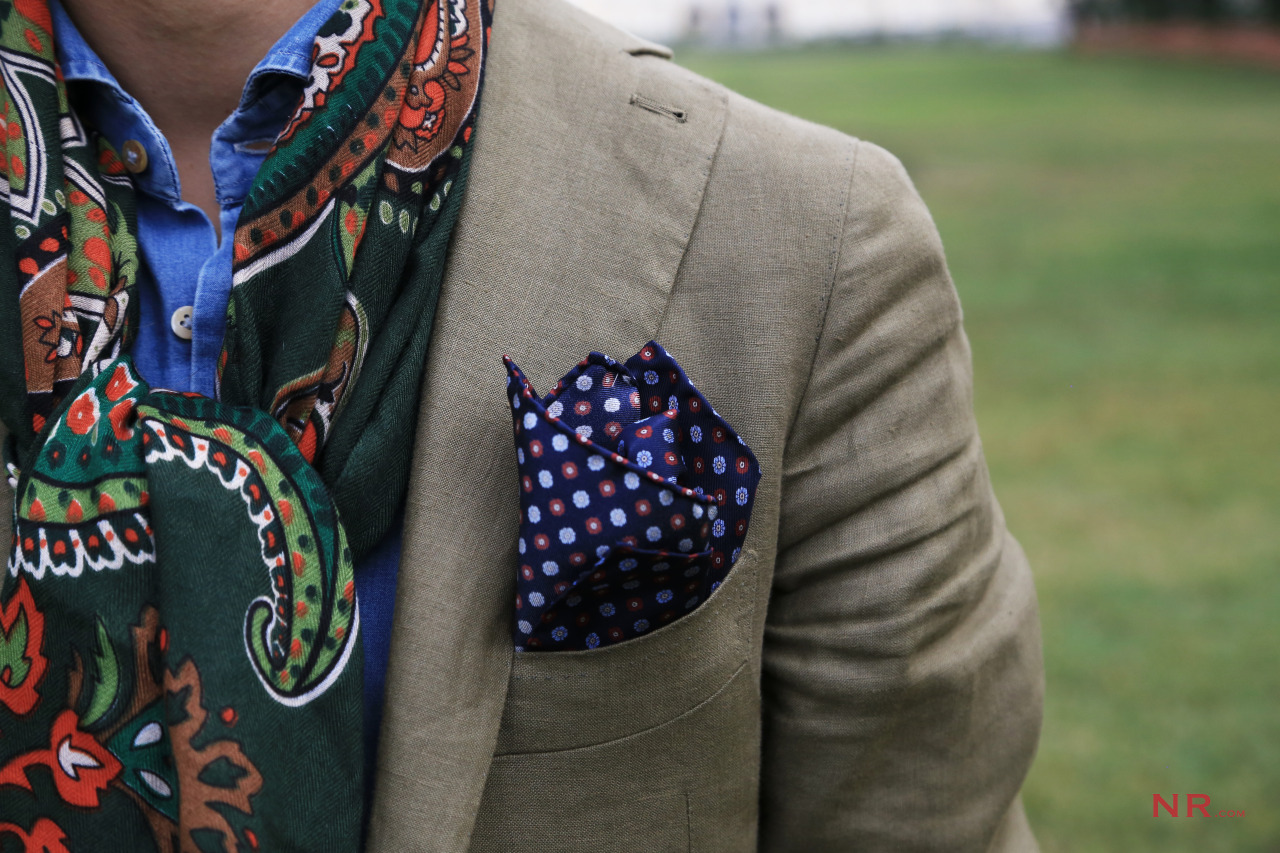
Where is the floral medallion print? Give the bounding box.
[0,0,492,846]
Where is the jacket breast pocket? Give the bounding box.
[494,548,759,755]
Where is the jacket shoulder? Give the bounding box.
[506,0,897,205]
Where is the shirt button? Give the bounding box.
[121,139,149,174]
[171,306,194,341]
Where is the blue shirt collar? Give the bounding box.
[49,0,344,204]
[50,0,340,88]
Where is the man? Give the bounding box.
[0,0,1043,850]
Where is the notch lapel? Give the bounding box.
[365,0,727,849]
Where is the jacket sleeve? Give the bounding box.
[759,140,1043,852]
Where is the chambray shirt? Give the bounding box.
[50,0,402,793]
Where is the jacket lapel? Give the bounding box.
[365,0,727,849]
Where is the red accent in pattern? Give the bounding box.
[0,578,47,715]
[0,711,121,808]
[0,817,70,852]
[103,364,135,401]
[66,393,97,435]
[297,421,319,463]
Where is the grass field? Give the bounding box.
[676,46,1280,851]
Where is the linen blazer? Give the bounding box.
[0,0,1044,849]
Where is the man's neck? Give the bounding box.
[60,0,317,229]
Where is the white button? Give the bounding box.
[122,139,149,174]
[171,306,194,341]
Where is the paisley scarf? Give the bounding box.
[0,0,490,848]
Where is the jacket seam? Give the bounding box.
[685,789,694,852]
[654,86,731,333]
[783,136,863,441]
[492,659,750,759]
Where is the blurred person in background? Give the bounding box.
[0,0,1042,850]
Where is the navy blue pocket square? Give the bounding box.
[503,342,762,651]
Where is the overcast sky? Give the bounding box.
[564,0,1069,42]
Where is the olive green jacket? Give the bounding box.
[1,0,1043,849]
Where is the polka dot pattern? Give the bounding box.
[504,341,762,651]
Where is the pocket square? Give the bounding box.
[503,342,762,651]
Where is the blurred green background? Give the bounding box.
[676,46,1279,851]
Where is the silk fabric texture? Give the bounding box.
[504,342,762,652]
[0,1,490,850]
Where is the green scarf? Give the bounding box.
[0,0,490,848]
